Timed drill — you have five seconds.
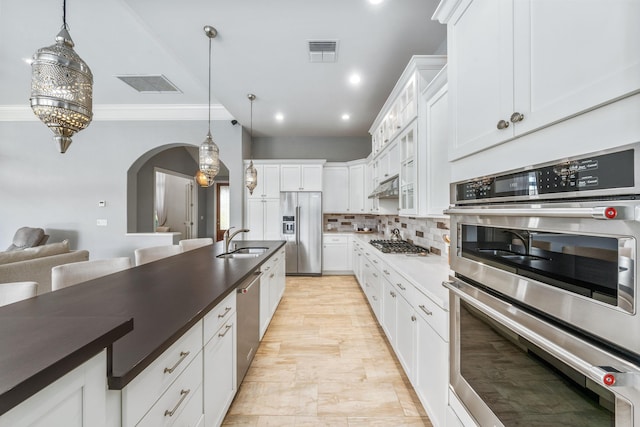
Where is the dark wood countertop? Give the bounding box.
[0,240,285,414]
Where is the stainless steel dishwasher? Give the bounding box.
[236,270,262,383]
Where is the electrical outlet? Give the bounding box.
[97,219,108,226]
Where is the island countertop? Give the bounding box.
[0,240,285,415]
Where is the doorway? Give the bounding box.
[154,168,197,239]
[215,182,230,241]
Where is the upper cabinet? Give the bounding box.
[245,163,280,199]
[280,163,324,192]
[322,165,349,213]
[435,0,640,161]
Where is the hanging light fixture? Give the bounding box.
[245,94,258,195]
[30,0,93,154]
[194,169,215,187]
[198,25,220,187]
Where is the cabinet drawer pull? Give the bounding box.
[397,283,406,291]
[164,389,190,417]
[365,263,369,267]
[218,306,232,318]
[273,258,279,262]
[510,112,525,123]
[411,315,416,322]
[419,305,433,316]
[372,260,378,264]
[372,296,378,301]
[383,269,390,275]
[373,273,378,278]
[270,273,275,278]
[218,323,233,337]
[390,291,396,298]
[496,119,510,130]
[164,351,190,374]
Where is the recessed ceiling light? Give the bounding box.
[275,113,284,122]
[342,114,350,121]
[23,57,34,65]
[369,0,384,4]
[349,73,361,85]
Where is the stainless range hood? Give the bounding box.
[368,174,399,199]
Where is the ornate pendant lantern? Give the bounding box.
[198,25,220,186]
[30,0,93,154]
[245,94,258,195]
[195,169,215,187]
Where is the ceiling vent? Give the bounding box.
[308,40,338,63]
[116,74,182,93]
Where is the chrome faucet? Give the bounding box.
[224,227,250,253]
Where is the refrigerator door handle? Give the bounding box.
[296,205,300,244]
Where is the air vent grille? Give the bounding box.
[308,40,338,63]
[116,74,181,93]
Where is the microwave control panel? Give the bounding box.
[455,148,634,203]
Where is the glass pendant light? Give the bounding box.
[195,170,215,187]
[30,0,93,153]
[198,25,220,186]
[245,94,258,195]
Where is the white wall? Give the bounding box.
[252,136,370,161]
[0,119,244,259]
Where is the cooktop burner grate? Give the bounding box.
[369,240,429,254]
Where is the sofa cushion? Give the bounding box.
[0,240,70,266]
[5,227,46,251]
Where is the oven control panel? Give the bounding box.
[454,148,635,203]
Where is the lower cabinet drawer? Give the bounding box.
[413,287,448,341]
[137,350,204,427]
[204,291,236,344]
[122,321,202,427]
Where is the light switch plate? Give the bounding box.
[98,200,106,207]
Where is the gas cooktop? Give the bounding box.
[369,240,429,255]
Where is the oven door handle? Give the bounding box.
[444,206,623,220]
[444,278,639,390]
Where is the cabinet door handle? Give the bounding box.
[217,306,232,318]
[372,260,378,264]
[164,351,190,374]
[383,269,390,275]
[419,305,433,316]
[164,389,190,417]
[411,315,416,322]
[510,112,525,123]
[397,283,406,291]
[218,323,233,337]
[270,273,275,278]
[496,119,510,130]
[390,291,396,298]
[373,273,378,278]
[372,296,378,301]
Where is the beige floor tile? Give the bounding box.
[317,381,405,417]
[223,275,434,426]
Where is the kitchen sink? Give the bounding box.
[233,247,268,254]
[216,252,261,259]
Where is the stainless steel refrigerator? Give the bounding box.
[280,192,322,275]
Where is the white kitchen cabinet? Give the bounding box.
[398,123,417,215]
[415,313,448,427]
[280,164,323,192]
[348,162,366,213]
[420,68,450,217]
[0,351,107,427]
[260,248,286,339]
[322,165,349,213]
[362,252,382,323]
[378,141,399,182]
[395,290,416,381]
[245,198,280,241]
[322,234,350,273]
[245,163,280,199]
[203,293,236,427]
[381,277,398,347]
[438,0,640,161]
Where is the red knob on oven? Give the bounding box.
[604,207,617,219]
[603,373,616,386]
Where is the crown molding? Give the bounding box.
[0,104,234,122]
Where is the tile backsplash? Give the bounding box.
[323,214,450,257]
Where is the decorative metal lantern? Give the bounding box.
[245,160,258,195]
[198,25,220,186]
[245,93,258,195]
[195,169,215,187]
[31,23,93,154]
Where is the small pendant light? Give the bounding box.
[245,94,258,195]
[198,25,220,186]
[30,0,93,153]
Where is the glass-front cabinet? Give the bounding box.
[399,122,417,214]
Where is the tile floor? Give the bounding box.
[222,275,433,426]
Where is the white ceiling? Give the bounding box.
[0,0,446,138]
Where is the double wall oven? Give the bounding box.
[445,143,640,426]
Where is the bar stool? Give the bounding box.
[0,281,38,306]
[51,258,133,291]
[179,238,214,252]
[134,245,183,266]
